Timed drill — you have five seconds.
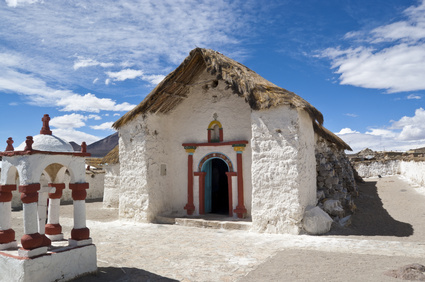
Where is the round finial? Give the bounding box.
[5,137,14,151]
[24,136,34,151]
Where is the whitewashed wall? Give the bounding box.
[250,106,316,234]
[354,160,425,187]
[399,161,425,187]
[103,164,120,208]
[353,160,401,178]
[118,70,253,222]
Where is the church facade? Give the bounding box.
[112,48,352,234]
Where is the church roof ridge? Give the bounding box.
[113,48,351,151]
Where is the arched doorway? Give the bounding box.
[202,158,229,215]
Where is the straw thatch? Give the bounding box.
[113,48,351,151]
[101,145,119,165]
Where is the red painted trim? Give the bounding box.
[40,234,51,247]
[19,184,40,204]
[48,183,65,199]
[225,172,237,217]
[234,153,247,218]
[207,130,212,143]
[21,233,43,250]
[45,223,62,235]
[71,190,87,201]
[194,172,206,214]
[0,150,91,157]
[70,183,89,200]
[71,227,90,241]
[0,229,15,244]
[219,128,223,142]
[0,185,17,192]
[0,184,16,202]
[182,140,248,147]
[184,154,195,215]
[69,183,89,190]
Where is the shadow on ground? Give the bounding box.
[326,181,413,237]
[73,267,178,282]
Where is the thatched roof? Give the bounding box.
[101,145,119,165]
[113,48,351,151]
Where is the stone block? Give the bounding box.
[302,206,333,234]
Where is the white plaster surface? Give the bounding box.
[102,164,120,209]
[0,202,12,229]
[18,246,48,258]
[0,244,97,282]
[15,134,74,153]
[73,200,86,229]
[250,106,316,234]
[354,160,425,192]
[118,72,253,222]
[23,202,38,234]
[354,160,400,178]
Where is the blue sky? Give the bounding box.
[0,0,424,153]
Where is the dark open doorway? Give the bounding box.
[203,158,229,215]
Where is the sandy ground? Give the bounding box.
[8,176,425,281]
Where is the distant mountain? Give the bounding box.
[71,132,119,158]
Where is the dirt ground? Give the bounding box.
[8,176,425,281]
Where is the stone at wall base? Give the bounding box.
[0,244,97,282]
[302,206,333,235]
[0,240,17,251]
[18,246,48,258]
[69,238,92,247]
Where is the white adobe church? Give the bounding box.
[111,48,352,234]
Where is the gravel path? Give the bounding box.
[9,175,425,281]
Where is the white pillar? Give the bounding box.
[0,184,17,250]
[23,202,39,235]
[46,183,65,241]
[73,200,87,229]
[0,202,12,230]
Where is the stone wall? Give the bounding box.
[315,136,358,220]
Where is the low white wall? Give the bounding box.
[400,161,425,187]
[354,160,425,187]
[354,160,400,178]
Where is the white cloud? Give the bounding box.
[56,93,135,113]
[106,69,144,81]
[337,108,425,152]
[105,69,165,85]
[336,128,359,135]
[407,94,421,100]
[50,113,87,129]
[345,113,358,118]
[5,0,39,7]
[113,113,120,117]
[52,128,100,145]
[90,122,114,130]
[321,1,425,93]
[73,57,114,70]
